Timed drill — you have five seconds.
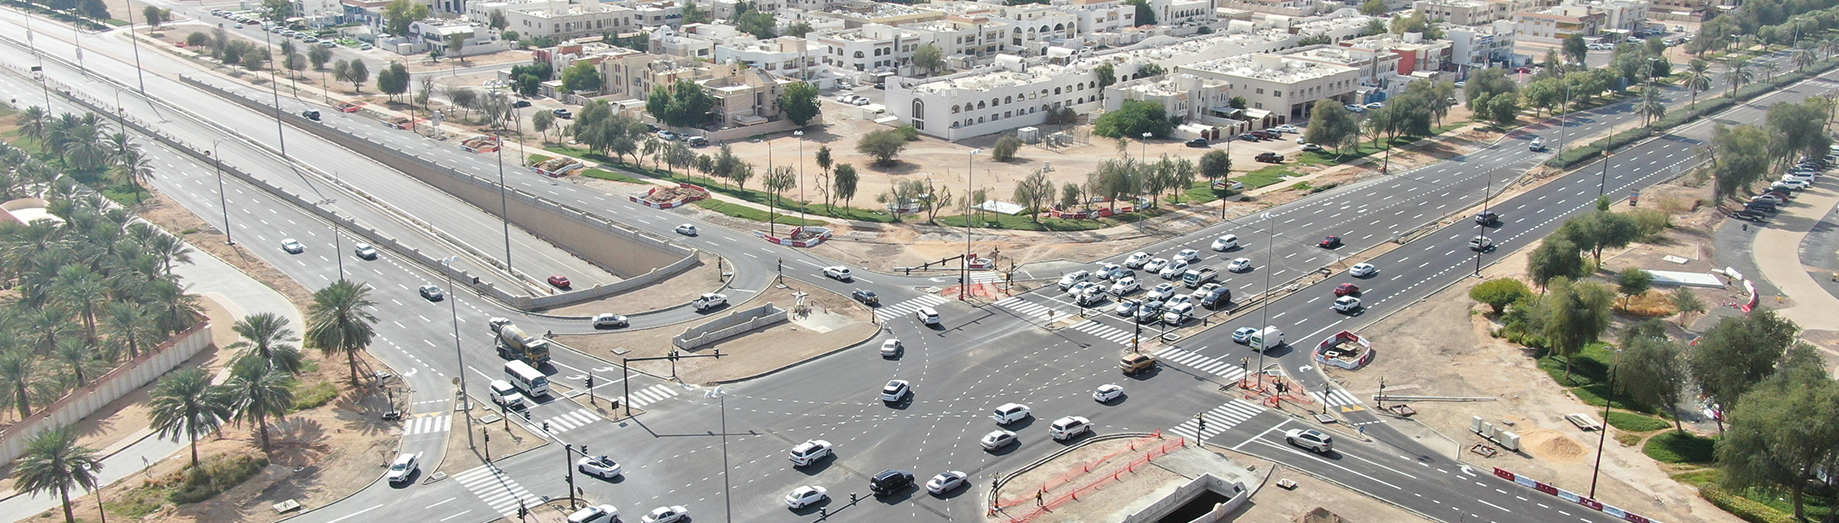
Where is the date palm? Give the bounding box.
[1791,41,1816,71]
[1638,86,1665,127]
[304,279,378,384]
[21,306,77,357]
[224,362,295,450]
[1758,60,1780,81]
[1821,37,1839,60]
[114,149,157,203]
[102,301,157,360]
[149,368,230,469]
[142,230,193,277]
[52,265,108,345]
[51,338,98,387]
[16,106,50,143]
[0,348,37,419]
[11,426,101,523]
[1683,59,1712,108]
[1724,58,1753,96]
[230,312,304,374]
[143,279,202,335]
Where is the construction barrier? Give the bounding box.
[996,435,1186,523]
[1492,468,1661,523]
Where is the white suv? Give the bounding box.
[1285,429,1333,453]
[992,403,1031,425]
[789,439,833,466]
[1049,416,1092,441]
[489,380,528,410]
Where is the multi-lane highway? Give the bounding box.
[0,8,1815,523]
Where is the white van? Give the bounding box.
[916,306,941,325]
[1057,270,1090,290]
[504,360,549,397]
[489,380,528,409]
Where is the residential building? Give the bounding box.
[1216,0,1322,17]
[1443,20,1519,67]
[649,23,733,59]
[815,2,946,28]
[486,0,644,41]
[1412,0,1511,25]
[1066,0,1138,35]
[1339,32,1452,75]
[1649,0,1710,21]
[885,56,1123,141]
[1512,6,1604,44]
[699,62,800,128]
[1568,0,1648,31]
[809,24,922,76]
[1103,73,1247,139]
[715,37,819,80]
[409,20,511,56]
[1177,53,1361,118]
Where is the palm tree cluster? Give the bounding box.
[0,189,201,423]
[149,312,302,466]
[13,107,158,202]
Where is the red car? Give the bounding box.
[547,275,571,289]
[1334,283,1360,297]
[1319,236,1342,249]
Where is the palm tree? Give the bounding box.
[1821,37,1839,60]
[304,280,378,384]
[104,132,140,168]
[143,279,202,335]
[0,349,37,419]
[101,302,157,360]
[1724,58,1753,96]
[16,106,50,143]
[1683,59,1712,108]
[11,426,102,523]
[230,312,304,374]
[142,231,193,277]
[52,265,108,345]
[114,149,157,203]
[1791,41,1817,71]
[1759,60,1781,81]
[148,368,230,469]
[223,363,295,450]
[51,338,96,387]
[22,306,77,357]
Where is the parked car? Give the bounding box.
[657,130,679,141]
[1255,152,1284,163]
[1186,138,1210,148]
[1274,124,1299,133]
[511,100,531,108]
[1302,143,1324,152]
[553,108,573,119]
[566,505,618,523]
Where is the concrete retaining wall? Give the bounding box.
[673,304,786,350]
[0,322,212,465]
[1120,473,1249,523]
[168,75,699,310]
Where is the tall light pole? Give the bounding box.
[705,388,733,523]
[1140,132,1150,161]
[1474,168,1492,277]
[262,29,290,159]
[124,0,147,94]
[27,12,52,110]
[1254,211,1275,388]
[961,148,981,301]
[1589,349,1624,498]
[496,132,513,275]
[211,139,235,245]
[795,130,807,227]
[442,256,476,450]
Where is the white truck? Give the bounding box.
[693,293,729,311]
[1181,267,1219,289]
[1249,326,1285,352]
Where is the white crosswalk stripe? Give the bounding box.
[537,408,600,434]
[1309,388,1362,408]
[622,384,682,408]
[1152,347,1249,381]
[992,297,1059,320]
[970,272,1005,284]
[453,465,544,519]
[1168,399,1266,441]
[874,294,951,321]
[401,414,451,436]
[1069,319,1139,345]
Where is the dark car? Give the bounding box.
[852,289,880,305]
[687,136,709,147]
[1319,236,1342,249]
[553,108,573,119]
[1251,130,1277,140]
[1237,133,1260,142]
[301,109,321,121]
[547,275,572,289]
[869,470,915,495]
[1746,200,1777,212]
[1734,209,1769,222]
[1186,138,1209,148]
[512,100,531,108]
[1475,211,1500,226]
[1334,283,1360,296]
[1255,152,1284,163]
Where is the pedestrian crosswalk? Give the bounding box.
[453,465,544,519]
[1153,347,1249,381]
[1168,399,1266,441]
[537,408,600,434]
[1069,319,1139,346]
[1309,388,1362,408]
[875,294,950,321]
[970,272,1005,284]
[993,296,1060,320]
[623,383,682,408]
[401,414,451,436]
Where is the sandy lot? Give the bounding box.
[554,278,878,384]
[1320,178,1742,523]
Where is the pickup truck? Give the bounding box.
[693,293,729,311]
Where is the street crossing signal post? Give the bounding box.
[621,350,724,417]
[586,375,595,405]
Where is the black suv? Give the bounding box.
[870,470,914,495]
[1255,152,1284,163]
[1186,138,1209,148]
[1475,211,1500,226]
[852,289,879,305]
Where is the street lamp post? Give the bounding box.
[442,256,476,450]
[211,139,235,245]
[795,130,807,227]
[496,135,513,276]
[1140,132,1150,160]
[961,148,982,301]
[1475,169,1492,277]
[261,29,289,159]
[1254,211,1275,388]
[706,388,734,523]
[1589,349,1624,498]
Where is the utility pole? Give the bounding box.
[497,137,513,275]
[211,139,235,245]
[962,148,982,301]
[1254,211,1275,389]
[443,257,475,449]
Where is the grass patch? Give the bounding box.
[1643,430,1718,464]
[1700,484,1798,523]
[1669,467,1722,486]
[582,168,644,184]
[108,453,271,516]
[691,199,822,227]
[1606,411,1672,432]
[545,145,897,224]
[1180,180,1237,205]
[527,153,551,163]
[288,379,339,412]
[1237,166,1299,189]
[932,212,1104,231]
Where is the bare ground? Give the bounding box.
[434,408,545,477]
[1230,464,1434,523]
[554,278,878,384]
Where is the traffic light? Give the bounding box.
[542,421,551,432]
[585,375,594,389]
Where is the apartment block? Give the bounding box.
[1412,0,1511,25]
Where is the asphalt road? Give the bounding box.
[1,11,1819,523]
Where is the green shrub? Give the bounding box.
[289,379,339,412]
[1699,484,1795,523]
[1628,208,1670,241]
[169,454,269,504]
[1606,411,1670,432]
[1644,430,1718,464]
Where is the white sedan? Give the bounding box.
[1172,249,1200,263]
[1124,251,1151,268]
[1210,235,1239,251]
[1093,384,1123,402]
[1146,283,1178,301]
[926,471,969,495]
[1143,258,1170,274]
[280,239,305,254]
[576,456,622,479]
[641,506,689,523]
[785,485,828,509]
[1227,258,1253,273]
[674,224,698,236]
[1349,263,1378,277]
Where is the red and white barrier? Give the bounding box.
[1492,467,1661,523]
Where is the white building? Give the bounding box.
[1412,0,1511,25]
[715,37,819,80]
[409,20,511,55]
[886,56,1122,141]
[1177,53,1361,119]
[477,0,646,41]
[1443,20,1518,67]
[1566,0,1649,31]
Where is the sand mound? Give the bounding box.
[1522,430,1589,462]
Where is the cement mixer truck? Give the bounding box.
[494,323,552,365]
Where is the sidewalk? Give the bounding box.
[0,245,303,523]
[1750,184,1839,331]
